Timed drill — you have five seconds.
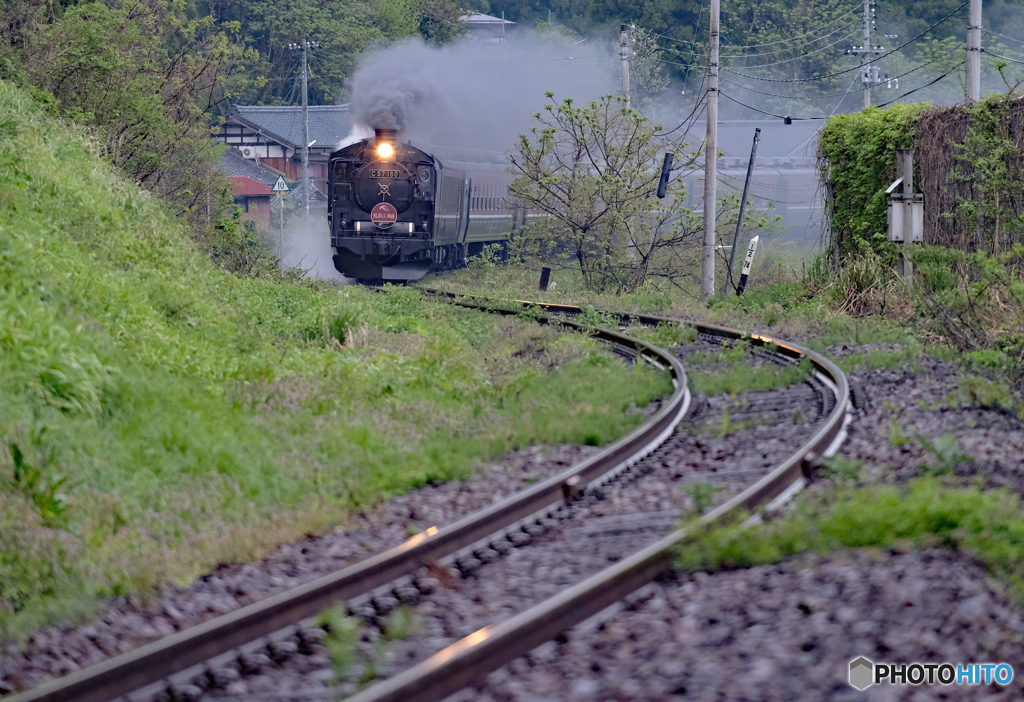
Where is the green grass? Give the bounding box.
[0,83,671,639]
[688,357,814,397]
[676,478,1024,606]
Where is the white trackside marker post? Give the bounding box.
[736,235,759,296]
[272,174,291,279]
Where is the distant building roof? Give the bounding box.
[460,13,514,24]
[229,104,355,151]
[460,13,514,40]
[228,176,273,197]
[219,149,284,186]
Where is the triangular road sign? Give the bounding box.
[272,175,291,192]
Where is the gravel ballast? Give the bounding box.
[7,344,1024,702]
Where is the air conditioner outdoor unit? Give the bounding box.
[242,147,254,159]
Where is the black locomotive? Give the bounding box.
[328,128,522,282]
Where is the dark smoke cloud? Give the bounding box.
[350,35,618,153]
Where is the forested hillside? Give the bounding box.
[0,0,463,249]
[487,0,1024,117]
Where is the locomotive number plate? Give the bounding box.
[369,170,400,179]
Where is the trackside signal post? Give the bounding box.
[886,148,922,287]
[272,175,291,278]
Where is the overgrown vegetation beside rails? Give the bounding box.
[675,479,1024,607]
[816,104,927,258]
[0,84,671,639]
[421,238,814,320]
[818,90,1024,258]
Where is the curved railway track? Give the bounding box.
[4,294,849,702]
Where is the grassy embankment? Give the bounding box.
[676,477,1024,607]
[0,84,671,639]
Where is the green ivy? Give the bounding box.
[817,104,928,257]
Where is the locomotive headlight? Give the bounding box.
[376,142,393,159]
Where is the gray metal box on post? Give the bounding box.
[886,148,923,286]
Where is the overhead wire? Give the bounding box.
[655,18,859,59]
[982,28,1024,46]
[721,0,969,83]
[720,44,965,101]
[874,59,965,106]
[721,59,962,120]
[715,176,817,204]
[720,4,864,48]
[721,30,859,68]
[725,19,858,56]
[982,49,1024,66]
[719,92,829,120]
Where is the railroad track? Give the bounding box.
[5,294,849,702]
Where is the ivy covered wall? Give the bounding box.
[818,95,1024,259]
[816,104,927,257]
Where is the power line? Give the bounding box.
[983,48,1024,66]
[660,86,710,139]
[982,27,1024,47]
[722,0,969,83]
[723,20,859,59]
[650,3,859,50]
[716,176,818,204]
[721,77,866,100]
[722,31,858,68]
[656,44,706,58]
[656,18,860,59]
[682,0,709,88]
[873,60,965,107]
[720,44,964,100]
[719,91,830,119]
[721,59,963,119]
[723,5,861,48]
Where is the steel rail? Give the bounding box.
[5,307,689,702]
[348,292,850,702]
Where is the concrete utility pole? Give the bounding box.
[301,42,309,215]
[846,0,883,107]
[966,0,982,101]
[289,39,316,215]
[620,25,631,107]
[702,0,720,302]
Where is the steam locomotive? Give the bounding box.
[328,128,524,282]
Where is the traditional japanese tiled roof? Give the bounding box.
[229,104,355,150]
[219,149,284,186]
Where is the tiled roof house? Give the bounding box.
[215,104,356,200]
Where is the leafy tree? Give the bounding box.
[509,93,702,293]
[0,0,245,235]
[214,0,383,106]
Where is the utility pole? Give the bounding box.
[723,128,760,295]
[846,0,883,108]
[620,25,631,107]
[289,39,317,215]
[702,0,720,302]
[966,0,982,101]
